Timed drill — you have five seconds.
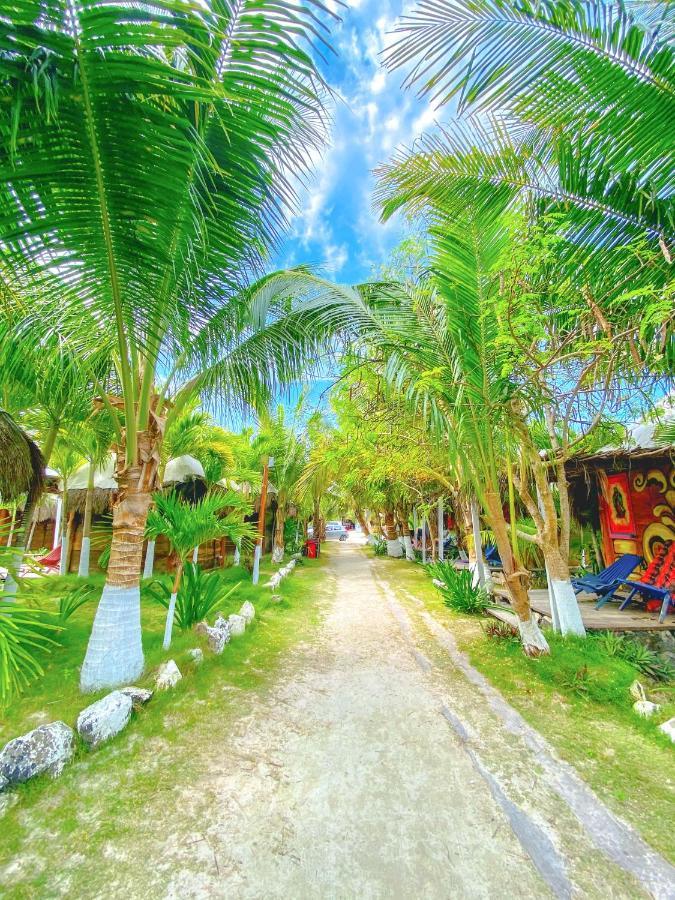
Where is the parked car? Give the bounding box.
[307,521,349,541]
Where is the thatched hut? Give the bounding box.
[0,410,44,506]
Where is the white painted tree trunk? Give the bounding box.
[252,543,262,584]
[59,533,68,576]
[53,496,62,551]
[518,617,550,654]
[163,591,178,650]
[403,534,415,560]
[550,578,586,637]
[272,544,284,563]
[437,497,444,561]
[78,537,91,579]
[470,498,487,590]
[80,584,144,691]
[386,539,403,558]
[192,546,199,565]
[142,540,156,579]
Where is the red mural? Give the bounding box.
[598,462,675,565]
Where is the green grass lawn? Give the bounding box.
[374,555,675,863]
[0,555,325,754]
[1,553,333,895]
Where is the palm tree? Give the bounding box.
[253,405,308,564]
[382,0,674,257]
[1,2,404,690]
[145,491,253,650]
[364,208,552,651]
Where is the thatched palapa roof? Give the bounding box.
[0,410,44,505]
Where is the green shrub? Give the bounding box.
[427,561,490,615]
[145,564,239,631]
[0,600,62,706]
[372,537,388,556]
[594,631,674,683]
[56,586,95,622]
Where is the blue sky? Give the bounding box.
[272,0,440,285]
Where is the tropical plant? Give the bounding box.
[146,564,239,632]
[483,619,519,643]
[595,631,674,683]
[372,536,388,557]
[145,491,254,649]
[56,586,95,624]
[253,403,308,564]
[0,600,62,706]
[427,562,491,616]
[383,0,674,260]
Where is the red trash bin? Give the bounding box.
[305,539,319,559]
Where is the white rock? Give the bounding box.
[629,679,647,702]
[0,722,75,785]
[119,686,153,706]
[288,559,296,569]
[268,574,282,590]
[239,601,255,624]
[659,717,675,742]
[227,614,246,637]
[77,691,133,748]
[195,620,230,654]
[188,648,204,664]
[0,774,8,793]
[155,659,182,690]
[633,700,660,718]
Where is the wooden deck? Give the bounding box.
[492,587,673,632]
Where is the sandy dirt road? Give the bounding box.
[153,543,672,899]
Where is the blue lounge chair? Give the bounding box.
[485,545,502,568]
[616,580,673,623]
[571,554,642,608]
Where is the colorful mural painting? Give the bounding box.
[605,472,636,538]
[597,463,675,565]
[632,465,675,562]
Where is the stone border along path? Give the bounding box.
[370,560,675,900]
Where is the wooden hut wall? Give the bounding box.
[583,456,675,567]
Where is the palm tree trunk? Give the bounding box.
[6,507,16,548]
[78,463,95,577]
[428,512,438,561]
[3,422,60,596]
[59,486,69,575]
[163,562,183,651]
[383,508,402,557]
[81,439,158,691]
[272,506,285,563]
[396,504,415,560]
[483,490,549,655]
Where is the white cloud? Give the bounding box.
[323,242,349,275]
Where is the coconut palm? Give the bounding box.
[145,491,254,650]
[253,405,308,563]
[383,0,674,256]
[1,1,407,691]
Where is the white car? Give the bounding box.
[308,521,349,541]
